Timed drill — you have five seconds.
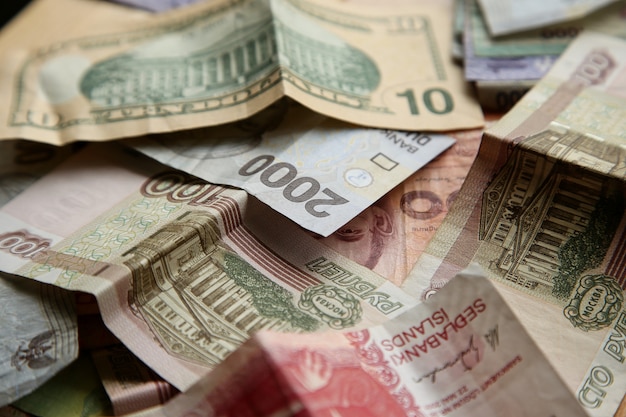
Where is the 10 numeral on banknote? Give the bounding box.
[396,88,454,115]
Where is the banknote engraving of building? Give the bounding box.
[80,20,277,107]
[122,211,318,366]
[479,127,625,298]
[79,17,379,108]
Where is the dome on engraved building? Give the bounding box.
[79,1,277,107]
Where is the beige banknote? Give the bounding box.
[0,143,417,391]
[318,114,499,285]
[0,0,483,145]
[132,270,588,417]
[131,101,456,237]
[404,32,626,416]
[477,0,620,36]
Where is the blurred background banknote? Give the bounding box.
[128,271,589,417]
[476,0,620,36]
[404,31,626,417]
[463,0,561,83]
[2,0,626,415]
[0,0,483,144]
[460,0,626,112]
[130,101,456,237]
[9,353,112,417]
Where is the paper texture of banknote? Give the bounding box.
[0,0,482,144]
[0,273,78,407]
[133,269,588,417]
[131,101,456,237]
[0,143,418,391]
[477,0,620,36]
[404,31,626,416]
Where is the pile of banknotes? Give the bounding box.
[458,0,626,111]
[0,0,624,416]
